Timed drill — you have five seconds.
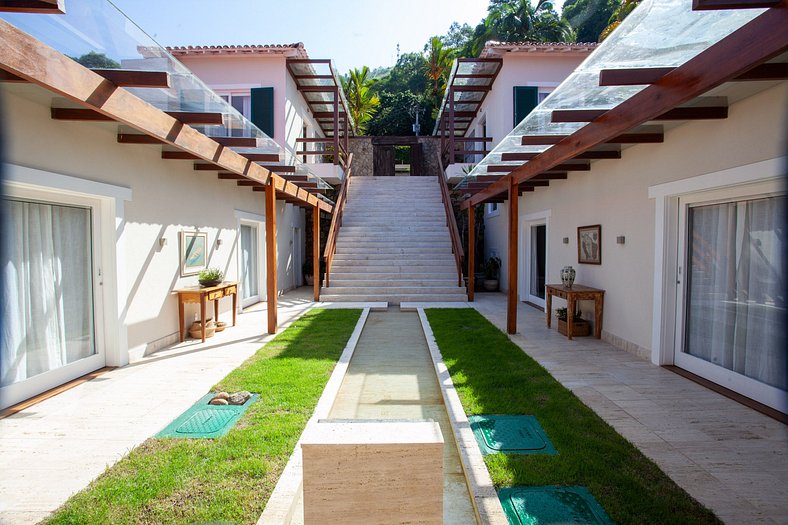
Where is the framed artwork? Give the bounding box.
[180,231,208,276]
[577,224,602,265]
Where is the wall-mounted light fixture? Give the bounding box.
[562,237,569,244]
[616,236,626,245]
[159,237,167,248]
[216,238,224,248]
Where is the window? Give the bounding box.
[218,92,251,119]
[513,86,539,127]
[486,202,500,217]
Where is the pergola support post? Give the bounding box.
[313,205,320,302]
[507,178,518,334]
[333,86,339,165]
[468,205,475,302]
[265,182,278,334]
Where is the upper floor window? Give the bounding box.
[218,92,251,119]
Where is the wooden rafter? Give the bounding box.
[551,104,728,122]
[0,0,63,13]
[90,69,170,88]
[486,162,590,172]
[521,131,664,145]
[52,107,224,125]
[599,62,788,86]
[501,149,621,161]
[693,0,780,9]
[461,4,787,209]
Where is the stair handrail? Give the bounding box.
[436,151,465,288]
[323,152,354,289]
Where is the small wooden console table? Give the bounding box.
[175,281,238,342]
[545,284,604,340]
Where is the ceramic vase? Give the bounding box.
[560,265,576,288]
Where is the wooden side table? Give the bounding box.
[174,281,238,342]
[545,284,604,340]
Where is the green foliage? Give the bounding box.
[472,0,574,52]
[600,0,643,41]
[425,309,723,525]
[71,51,120,69]
[198,267,223,281]
[483,256,502,279]
[341,66,380,135]
[563,0,618,42]
[367,90,434,137]
[424,36,454,110]
[372,52,428,96]
[45,309,362,525]
[440,22,475,50]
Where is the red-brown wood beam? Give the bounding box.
[90,69,170,88]
[162,151,199,160]
[241,153,281,162]
[194,163,223,171]
[211,136,259,147]
[218,173,244,180]
[462,5,787,209]
[0,0,63,13]
[521,131,663,145]
[117,133,164,144]
[282,175,310,182]
[265,181,278,334]
[237,180,265,187]
[468,204,475,302]
[501,150,621,161]
[53,107,223,125]
[551,104,728,122]
[487,162,590,172]
[599,62,788,86]
[507,177,519,334]
[693,0,780,9]
[260,165,296,173]
[313,206,320,301]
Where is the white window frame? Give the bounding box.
[216,89,252,119]
[486,202,500,218]
[235,210,266,310]
[519,209,551,308]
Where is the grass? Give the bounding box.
[45,308,362,525]
[425,308,721,525]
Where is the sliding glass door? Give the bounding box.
[239,223,260,307]
[675,191,786,410]
[1,197,103,407]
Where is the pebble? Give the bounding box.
[228,391,251,405]
[208,398,228,405]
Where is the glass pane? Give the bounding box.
[1,200,95,386]
[530,225,546,300]
[685,196,787,390]
[240,224,258,300]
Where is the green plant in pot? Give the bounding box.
[198,267,224,287]
[482,256,501,292]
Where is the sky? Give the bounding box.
[111,0,563,75]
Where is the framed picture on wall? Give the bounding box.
[577,224,602,265]
[180,231,208,276]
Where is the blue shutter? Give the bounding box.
[250,87,274,137]
[513,86,539,128]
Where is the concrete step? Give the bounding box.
[340,225,449,232]
[332,254,455,262]
[330,263,457,273]
[335,247,453,255]
[328,278,460,287]
[320,285,465,295]
[334,243,453,250]
[328,272,457,280]
[320,293,468,304]
[336,235,450,242]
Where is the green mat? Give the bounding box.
[156,393,258,439]
[498,486,614,525]
[469,415,557,455]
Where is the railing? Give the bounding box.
[436,152,465,288]
[295,137,347,165]
[441,136,493,165]
[322,153,354,289]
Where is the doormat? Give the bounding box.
[498,486,614,525]
[469,415,556,455]
[156,393,258,439]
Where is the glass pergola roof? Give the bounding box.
[0,0,331,190]
[433,58,503,136]
[286,59,354,137]
[457,0,766,188]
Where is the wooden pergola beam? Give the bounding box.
[162,151,199,160]
[521,131,664,145]
[52,107,224,125]
[241,153,281,162]
[461,4,787,209]
[599,62,788,86]
[0,19,331,214]
[264,182,278,334]
[90,69,170,88]
[552,105,728,122]
[693,0,780,9]
[501,149,621,161]
[0,0,64,14]
[487,162,590,173]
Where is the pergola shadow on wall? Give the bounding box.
[449,0,786,335]
[0,0,340,335]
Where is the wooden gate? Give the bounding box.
[371,136,424,176]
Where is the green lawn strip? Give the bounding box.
[425,308,721,525]
[46,308,362,525]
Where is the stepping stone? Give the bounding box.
[469,415,557,455]
[498,486,614,525]
[157,393,258,439]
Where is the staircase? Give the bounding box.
[321,176,467,304]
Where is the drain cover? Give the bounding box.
[157,393,258,439]
[469,415,556,455]
[499,486,614,525]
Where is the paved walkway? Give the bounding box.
[328,309,476,525]
[0,288,315,525]
[469,293,788,525]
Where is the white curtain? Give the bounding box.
[685,196,786,390]
[1,200,94,387]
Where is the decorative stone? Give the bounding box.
[560,266,576,288]
[213,392,230,401]
[208,398,228,405]
[228,391,251,405]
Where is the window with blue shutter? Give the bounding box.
[513,86,539,128]
[250,87,274,138]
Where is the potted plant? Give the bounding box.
[303,259,314,286]
[483,256,501,291]
[198,267,224,287]
[555,307,590,337]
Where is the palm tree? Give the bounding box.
[341,66,380,135]
[471,0,574,54]
[424,37,454,109]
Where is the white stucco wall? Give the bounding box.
[483,81,787,353]
[2,87,305,363]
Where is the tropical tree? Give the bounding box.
[599,0,643,41]
[423,36,454,109]
[472,0,574,52]
[562,0,618,43]
[341,66,380,135]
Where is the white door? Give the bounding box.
[239,222,261,307]
[522,219,548,308]
[1,195,105,408]
[674,187,786,412]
